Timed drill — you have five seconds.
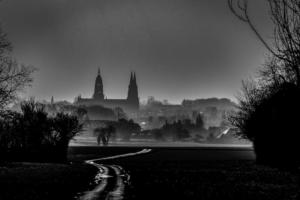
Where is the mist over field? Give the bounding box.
[2,0,300,199]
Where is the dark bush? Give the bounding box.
[228,0,300,168]
[49,113,83,161]
[231,82,300,168]
[0,100,82,163]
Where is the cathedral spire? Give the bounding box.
[132,72,136,82]
[93,68,104,100]
[130,71,133,83]
[127,71,139,110]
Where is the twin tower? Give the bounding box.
[75,69,139,114]
[93,69,138,104]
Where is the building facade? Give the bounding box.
[75,69,140,115]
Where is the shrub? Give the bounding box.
[228,0,300,168]
[0,100,82,163]
[230,82,300,167]
[49,113,83,161]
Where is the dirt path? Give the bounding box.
[79,149,152,200]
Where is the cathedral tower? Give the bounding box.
[93,68,104,100]
[127,72,139,109]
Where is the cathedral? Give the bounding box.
[75,69,140,115]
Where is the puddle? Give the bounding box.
[76,149,151,200]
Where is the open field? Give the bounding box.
[1,146,299,200]
[113,159,299,200]
[70,136,251,147]
[68,145,255,162]
[70,146,300,200]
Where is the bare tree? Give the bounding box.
[0,28,34,110]
[228,0,300,86]
[228,1,300,166]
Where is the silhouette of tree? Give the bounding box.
[0,27,34,111]
[195,114,204,129]
[228,0,300,167]
[0,110,23,154]
[228,0,300,86]
[94,125,116,146]
[0,100,83,162]
[51,112,83,160]
[161,120,190,141]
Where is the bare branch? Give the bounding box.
[228,0,300,86]
[0,28,35,110]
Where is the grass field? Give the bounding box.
[1,146,299,200]
[71,146,300,200]
[108,159,299,200]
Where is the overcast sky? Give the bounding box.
[0,0,272,103]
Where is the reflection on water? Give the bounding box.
[106,166,128,200]
[79,164,130,200]
[78,149,151,200]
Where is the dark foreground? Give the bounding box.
[1,146,299,200]
[71,146,300,200]
[0,162,97,200]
